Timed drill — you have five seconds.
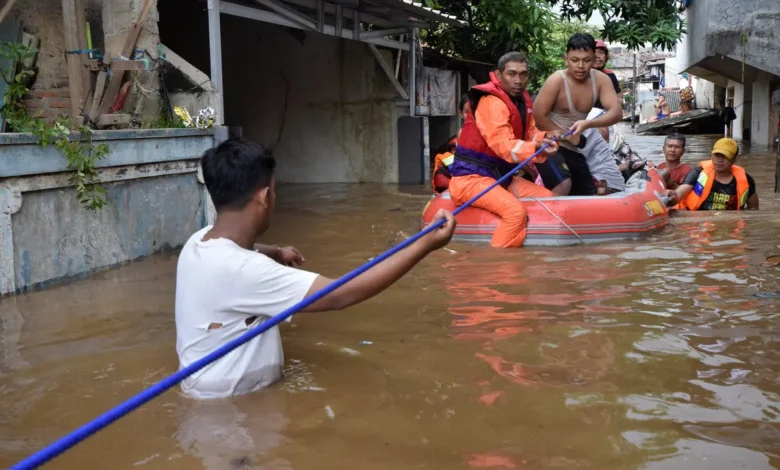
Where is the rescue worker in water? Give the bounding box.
[663,137,759,211]
[448,52,559,248]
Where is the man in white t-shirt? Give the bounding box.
[176,138,456,399]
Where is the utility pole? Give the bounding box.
[631,51,637,129]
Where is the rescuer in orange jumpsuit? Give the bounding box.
[448,52,558,248]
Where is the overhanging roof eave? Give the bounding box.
[364,0,465,27]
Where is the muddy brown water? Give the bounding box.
[1,131,780,469]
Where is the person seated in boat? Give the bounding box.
[432,95,469,193]
[663,138,759,211]
[175,137,456,399]
[432,131,459,193]
[613,137,646,183]
[532,33,625,196]
[449,51,558,248]
[586,107,647,183]
[657,133,691,190]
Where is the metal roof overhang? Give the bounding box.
[218,0,464,50]
[206,0,463,123]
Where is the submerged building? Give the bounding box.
[676,0,780,146]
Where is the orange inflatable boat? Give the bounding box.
[421,168,671,246]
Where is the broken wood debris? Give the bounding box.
[95,0,155,117]
[108,59,152,72]
[97,113,131,128]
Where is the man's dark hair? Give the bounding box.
[459,93,469,113]
[664,133,686,148]
[497,52,528,72]
[201,138,276,211]
[567,33,597,53]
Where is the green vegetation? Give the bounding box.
[423,0,685,91]
[1,42,108,210]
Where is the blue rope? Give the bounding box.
[11,127,577,470]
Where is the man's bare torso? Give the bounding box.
[548,69,598,132]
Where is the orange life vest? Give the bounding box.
[680,160,749,211]
[450,72,537,182]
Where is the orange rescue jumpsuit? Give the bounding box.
[448,95,553,247]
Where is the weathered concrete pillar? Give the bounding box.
[0,185,22,295]
[102,0,161,120]
[197,164,217,226]
[751,73,772,147]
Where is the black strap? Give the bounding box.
[514,97,527,141]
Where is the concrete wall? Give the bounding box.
[681,0,780,83]
[0,128,216,295]
[693,78,716,109]
[158,4,402,184]
[221,19,400,183]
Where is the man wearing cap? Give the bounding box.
[663,138,759,211]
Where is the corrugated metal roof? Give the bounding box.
[367,0,465,26]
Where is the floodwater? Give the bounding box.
[1,131,780,469]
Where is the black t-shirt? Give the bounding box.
[681,167,756,210]
[593,71,622,110]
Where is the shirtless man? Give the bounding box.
[532,33,625,195]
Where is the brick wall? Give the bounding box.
[23,88,72,122]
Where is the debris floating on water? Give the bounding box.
[325,405,335,419]
[341,347,360,356]
[754,291,780,299]
[444,248,457,254]
[361,341,373,345]
[762,254,780,267]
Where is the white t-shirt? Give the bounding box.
[581,127,626,191]
[175,226,318,399]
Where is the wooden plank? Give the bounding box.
[84,59,100,71]
[74,0,91,97]
[87,70,107,121]
[97,0,155,115]
[110,59,150,71]
[367,43,408,100]
[0,0,19,24]
[636,109,718,135]
[97,113,131,128]
[61,0,85,118]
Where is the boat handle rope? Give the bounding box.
[529,196,585,244]
[11,122,591,470]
